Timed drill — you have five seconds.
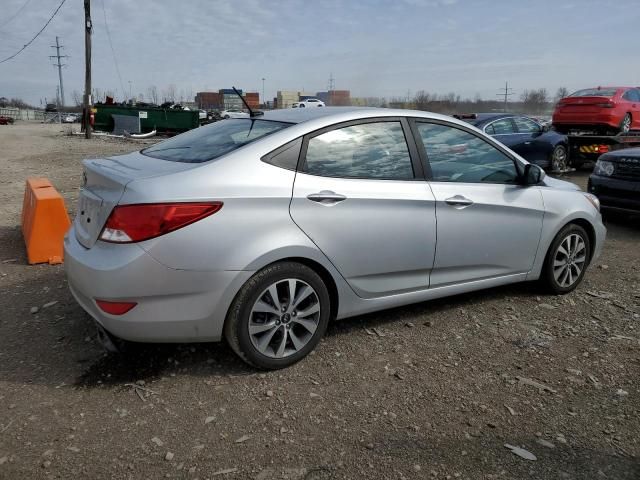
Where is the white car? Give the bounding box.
[221,109,249,119]
[292,99,325,108]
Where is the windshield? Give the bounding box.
[569,88,617,98]
[142,119,291,163]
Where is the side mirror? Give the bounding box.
[541,123,551,133]
[523,164,545,185]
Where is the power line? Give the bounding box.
[0,0,68,64]
[0,0,33,29]
[101,0,125,99]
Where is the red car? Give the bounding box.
[552,86,640,135]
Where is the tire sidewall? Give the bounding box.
[551,144,567,172]
[544,224,591,294]
[229,263,330,369]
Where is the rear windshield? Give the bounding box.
[569,88,618,98]
[142,119,291,163]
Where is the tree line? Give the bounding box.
[383,87,571,115]
[3,86,573,114]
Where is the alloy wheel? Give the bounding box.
[551,145,568,172]
[621,114,631,134]
[248,279,320,358]
[553,233,586,288]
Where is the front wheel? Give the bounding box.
[541,224,591,294]
[550,144,568,172]
[224,262,331,369]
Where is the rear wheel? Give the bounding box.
[619,113,632,134]
[224,262,330,369]
[542,224,591,294]
[550,144,568,172]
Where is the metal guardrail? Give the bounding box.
[0,108,81,123]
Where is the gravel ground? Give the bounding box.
[0,122,639,480]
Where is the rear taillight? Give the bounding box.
[100,202,223,243]
[595,102,614,108]
[95,299,137,315]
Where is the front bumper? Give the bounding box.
[588,174,640,213]
[64,227,253,343]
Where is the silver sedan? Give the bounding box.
[64,107,606,369]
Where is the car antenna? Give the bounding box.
[232,86,263,117]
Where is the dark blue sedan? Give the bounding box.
[455,113,569,171]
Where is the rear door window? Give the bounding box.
[303,121,415,179]
[623,89,640,102]
[142,119,291,163]
[513,117,541,134]
[485,118,516,135]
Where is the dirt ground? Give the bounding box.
[0,122,638,480]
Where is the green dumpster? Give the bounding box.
[94,105,199,134]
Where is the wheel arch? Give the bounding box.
[543,217,597,266]
[567,218,596,263]
[284,257,339,321]
[229,252,342,323]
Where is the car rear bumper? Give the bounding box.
[64,227,253,343]
[588,174,640,213]
[553,112,621,129]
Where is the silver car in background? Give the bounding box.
[64,107,605,369]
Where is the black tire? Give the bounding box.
[550,144,568,172]
[541,223,591,295]
[224,262,331,370]
[619,113,632,134]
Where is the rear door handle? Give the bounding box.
[524,141,532,145]
[445,195,473,209]
[307,190,347,205]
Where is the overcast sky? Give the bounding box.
[0,0,638,106]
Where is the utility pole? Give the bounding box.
[49,36,67,108]
[261,77,265,107]
[327,73,335,92]
[128,80,132,102]
[83,0,92,139]
[496,81,515,113]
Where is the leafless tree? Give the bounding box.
[147,86,159,105]
[72,90,82,106]
[554,87,570,104]
[165,84,177,103]
[413,91,433,111]
[520,88,549,114]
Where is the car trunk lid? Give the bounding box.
[557,96,614,113]
[74,151,202,248]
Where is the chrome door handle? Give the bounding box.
[307,190,347,204]
[524,141,531,145]
[445,195,473,208]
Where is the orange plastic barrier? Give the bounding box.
[21,178,71,265]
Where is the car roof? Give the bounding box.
[260,106,457,125]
